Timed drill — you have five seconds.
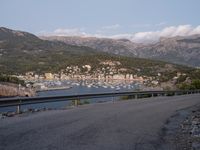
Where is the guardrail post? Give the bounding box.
[17,100,21,114]
[74,100,78,106]
[135,94,138,99]
[17,105,20,114]
[112,94,115,103]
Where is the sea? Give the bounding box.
[0,80,142,113]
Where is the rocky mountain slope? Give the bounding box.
[0,27,105,73]
[41,35,200,67]
[40,36,142,56]
[1,27,200,90]
[0,27,97,54]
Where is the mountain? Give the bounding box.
[0,27,104,73]
[0,27,96,54]
[41,35,200,67]
[1,27,200,90]
[40,36,142,56]
[138,36,200,67]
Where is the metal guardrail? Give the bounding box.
[0,90,200,113]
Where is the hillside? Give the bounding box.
[139,36,200,67]
[41,35,200,67]
[0,27,104,74]
[40,36,142,56]
[0,27,200,90]
[0,27,97,54]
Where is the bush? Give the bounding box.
[178,79,200,90]
[82,100,90,105]
[71,99,81,106]
[71,99,90,106]
[191,80,200,89]
[121,95,138,100]
[0,74,25,85]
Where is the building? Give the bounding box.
[44,73,54,80]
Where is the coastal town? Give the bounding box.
[0,60,191,98]
[13,61,186,92]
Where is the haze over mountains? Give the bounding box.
[41,35,200,67]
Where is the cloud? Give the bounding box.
[40,28,88,37]
[131,24,152,28]
[130,25,200,43]
[131,22,167,28]
[39,25,200,43]
[101,24,121,30]
[110,25,200,43]
[155,22,167,27]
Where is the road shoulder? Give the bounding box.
[159,104,200,150]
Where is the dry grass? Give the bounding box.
[0,84,35,97]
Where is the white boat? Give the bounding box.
[87,85,92,88]
[115,87,121,91]
[54,81,62,86]
[102,85,108,88]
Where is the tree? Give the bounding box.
[191,79,200,89]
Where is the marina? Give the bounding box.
[0,79,143,112]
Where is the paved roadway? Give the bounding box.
[0,94,200,150]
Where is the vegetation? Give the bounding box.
[0,46,197,79]
[178,79,200,90]
[0,74,25,85]
[120,94,153,100]
[71,99,90,106]
[1,26,200,88]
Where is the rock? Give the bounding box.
[192,142,200,150]
[191,126,200,137]
[28,108,34,112]
[0,113,4,119]
[34,109,39,112]
[5,112,16,117]
[192,120,199,125]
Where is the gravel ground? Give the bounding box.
[161,104,200,150]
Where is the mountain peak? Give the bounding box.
[0,27,40,42]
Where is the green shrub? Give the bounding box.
[0,74,25,85]
[191,79,200,89]
[178,79,200,90]
[82,100,90,105]
[120,95,132,100]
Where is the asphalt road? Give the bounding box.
[0,94,200,150]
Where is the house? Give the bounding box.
[44,73,54,80]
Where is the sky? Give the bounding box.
[1,0,200,43]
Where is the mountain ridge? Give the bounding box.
[41,34,200,67]
[1,27,200,90]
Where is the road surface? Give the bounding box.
[0,94,200,150]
